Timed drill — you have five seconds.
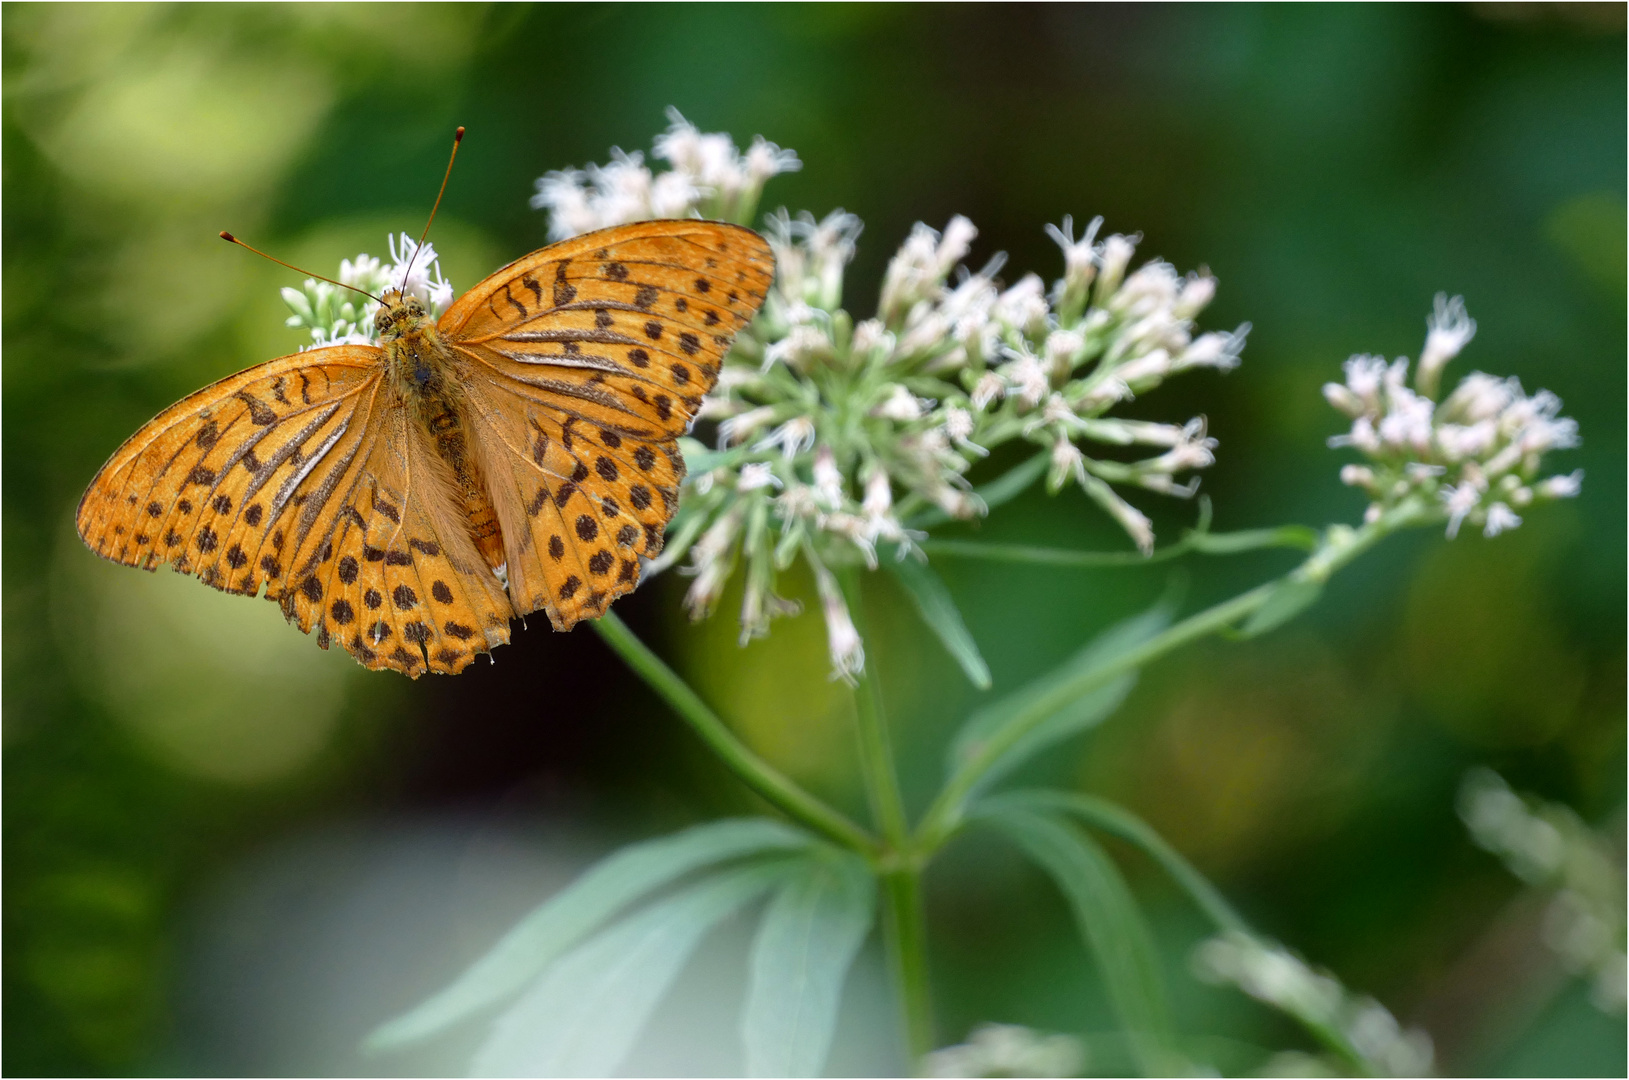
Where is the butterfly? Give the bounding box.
[77,218,774,677]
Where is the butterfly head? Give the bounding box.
[375,290,432,343]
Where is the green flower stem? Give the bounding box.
[839,568,935,1060]
[591,611,878,856]
[882,868,936,1062]
[914,500,1427,854]
[843,591,911,848]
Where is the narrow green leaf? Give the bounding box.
[471,859,797,1078]
[1237,577,1323,637]
[918,540,1150,568]
[1189,524,1320,554]
[908,451,1048,528]
[741,851,877,1077]
[978,807,1181,1077]
[886,556,992,689]
[949,602,1172,792]
[676,437,736,476]
[982,790,1247,934]
[366,818,811,1051]
[970,450,1050,513]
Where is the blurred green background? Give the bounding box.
[4,3,1623,1075]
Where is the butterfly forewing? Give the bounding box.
[442,221,773,628]
[77,346,514,678]
[77,348,381,589]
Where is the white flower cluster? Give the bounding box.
[538,118,1241,680]
[1193,931,1435,1077]
[530,107,801,240]
[1459,769,1626,1014]
[922,1023,1085,1078]
[1325,295,1581,538]
[281,234,453,349]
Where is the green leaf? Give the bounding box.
[971,450,1050,513]
[1237,577,1323,637]
[740,850,877,1077]
[885,556,992,689]
[1189,524,1320,554]
[982,791,1247,934]
[471,859,797,1078]
[908,451,1048,528]
[365,818,811,1052]
[677,437,736,476]
[977,806,1181,1077]
[949,602,1172,792]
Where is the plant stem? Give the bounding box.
[840,568,935,1060]
[844,590,911,848]
[882,869,936,1062]
[592,611,877,856]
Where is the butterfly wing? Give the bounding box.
[77,346,513,677]
[437,220,774,628]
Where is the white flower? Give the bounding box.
[719,405,779,446]
[970,371,1006,410]
[994,273,1050,335]
[1177,326,1248,372]
[873,384,928,422]
[810,558,865,682]
[682,507,744,618]
[924,1024,1085,1079]
[1095,233,1137,297]
[1001,353,1051,408]
[862,469,893,519]
[1440,480,1483,539]
[753,417,817,459]
[1482,501,1521,537]
[812,445,845,507]
[943,405,981,450]
[851,318,895,360]
[1537,469,1584,499]
[1048,438,1087,491]
[1173,272,1217,320]
[650,169,702,217]
[737,462,781,492]
[1043,330,1085,377]
[743,135,802,183]
[1112,347,1173,390]
[1416,293,1476,396]
[1045,214,1102,303]
[764,323,832,372]
[388,233,453,313]
[880,216,977,324]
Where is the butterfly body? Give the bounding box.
[377,292,508,571]
[78,220,775,677]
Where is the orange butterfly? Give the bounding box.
[77,212,773,678]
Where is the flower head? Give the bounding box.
[539,116,1243,677]
[281,234,453,348]
[532,108,800,239]
[1326,298,1581,539]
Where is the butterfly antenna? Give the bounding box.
[218,232,383,304]
[399,125,465,293]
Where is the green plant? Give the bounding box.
[351,113,1586,1078]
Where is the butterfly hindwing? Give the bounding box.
[289,404,513,677]
[463,382,685,628]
